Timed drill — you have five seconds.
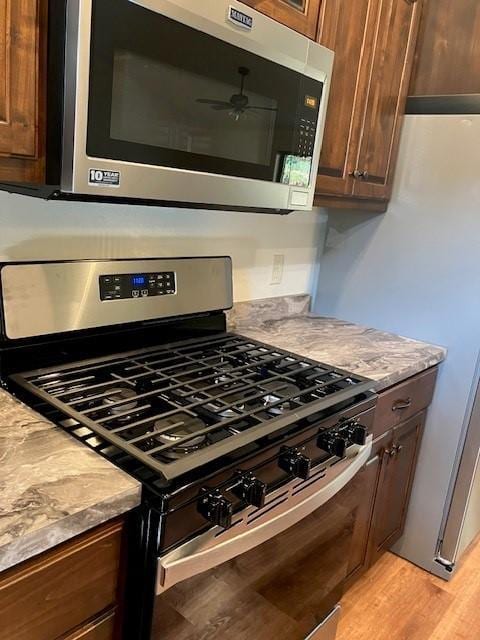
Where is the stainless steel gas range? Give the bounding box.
[0,257,376,640]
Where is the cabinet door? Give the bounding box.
[369,412,426,565]
[239,0,322,39]
[345,453,381,586]
[352,0,422,200]
[316,0,379,196]
[0,0,38,157]
[0,0,45,183]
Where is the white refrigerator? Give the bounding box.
[313,113,480,578]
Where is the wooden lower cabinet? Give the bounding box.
[0,519,126,640]
[368,411,426,566]
[63,610,116,640]
[344,367,438,591]
[345,454,380,586]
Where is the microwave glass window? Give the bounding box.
[88,0,323,184]
[110,52,278,167]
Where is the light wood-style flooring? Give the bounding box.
[337,539,480,640]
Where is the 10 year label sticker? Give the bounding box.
[88,169,121,187]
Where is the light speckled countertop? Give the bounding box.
[0,390,141,573]
[228,295,447,391]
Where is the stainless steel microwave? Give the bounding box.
[2,0,334,213]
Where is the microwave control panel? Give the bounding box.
[99,272,176,301]
[293,78,323,158]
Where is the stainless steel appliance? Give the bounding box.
[435,366,480,575]
[1,0,334,213]
[312,106,480,580]
[0,257,376,639]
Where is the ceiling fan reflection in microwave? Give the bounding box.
[196,66,278,121]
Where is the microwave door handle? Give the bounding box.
[156,437,373,594]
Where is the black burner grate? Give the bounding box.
[10,333,373,482]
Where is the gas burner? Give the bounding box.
[214,373,232,385]
[259,382,301,416]
[153,413,208,456]
[210,387,251,419]
[103,387,139,414]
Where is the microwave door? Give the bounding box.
[63,0,332,211]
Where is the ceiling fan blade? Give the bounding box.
[211,104,234,111]
[196,99,232,107]
[246,105,278,112]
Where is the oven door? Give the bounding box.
[153,438,372,639]
[63,0,333,211]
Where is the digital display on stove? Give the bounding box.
[99,272,176,301]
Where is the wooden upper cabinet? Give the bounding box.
[316,0,378,196]
[315,0,422,209]
[0,0,45,183]
[352,0,422,200]
[238,0,322,39]
[410,0,480,96]
[0,0,38,158]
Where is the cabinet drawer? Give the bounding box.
[63,610,116,640]
[373,367,438,438]
[0,521,123,640]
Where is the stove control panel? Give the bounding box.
[342,419,368,446]
[317,419,368,457]
[278,446,311,480]
[232,472,267,508]
[317,430,348,458]
[198,489,233,529]
[99,272,176,301]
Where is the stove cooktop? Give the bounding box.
[10,333,374,483]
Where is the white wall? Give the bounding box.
[0,191,328,302]
[314,115,480,571]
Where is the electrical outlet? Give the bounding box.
[271,254,284,285]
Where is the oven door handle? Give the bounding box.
[156,437,372,594]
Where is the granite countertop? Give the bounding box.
[0,389,141,573]
[228,295,447,391]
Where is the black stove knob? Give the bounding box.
[279,447,311,480]
[198,489,233,529]
[232,472,267,508]
[317,431,348,458]
[344,421,368,446]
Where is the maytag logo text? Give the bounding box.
[228,6,253,30]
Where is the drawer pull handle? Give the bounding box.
[392,398,412,411]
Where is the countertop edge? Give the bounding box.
[234,313,447,393]
[0,483,142,573]
[368,354,445,392]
